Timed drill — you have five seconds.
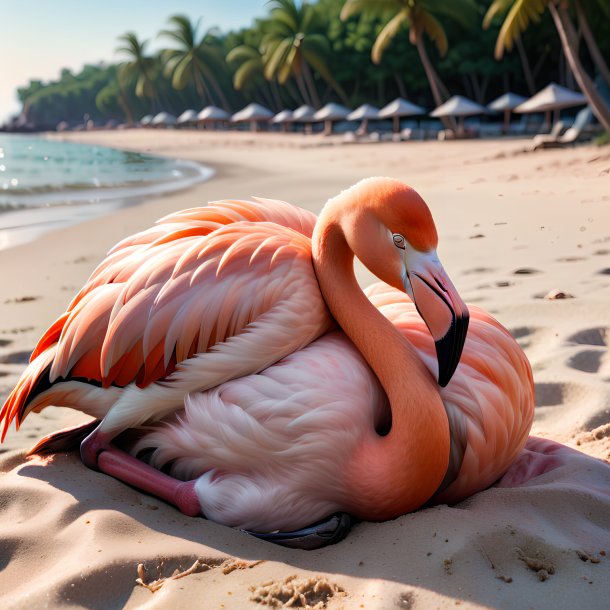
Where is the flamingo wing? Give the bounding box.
[1,199,329,439]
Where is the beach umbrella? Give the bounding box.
[272,109,294,132]
[379,97,426,133]
[487,92,528,132]
[197,106,230,130]
[231,103,274,132]
[291,105,316,134]
[313,103,351,135]
[347,104,380,134]
[431,95,487,135]
[177,109,198,126]
[151,112,177,128]
[140,114,154,127]
[514,83,587,130]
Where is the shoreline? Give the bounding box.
[1,129,609,609]
[0,133,214,251]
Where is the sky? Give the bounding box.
[0,0,270,123]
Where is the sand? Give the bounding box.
[0,129,609,609]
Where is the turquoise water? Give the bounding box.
[0,134,212,249]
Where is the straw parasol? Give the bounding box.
[487,92,528,132]
[379,97,426,133]
[347,104,380,134]
[197,106,230,130]
[313,103,351,135]
[139,114,154,127]
[291,105,316,133]
[431,95,487,135]
[177,109,198,126]
[151,112,177,128]
[231,103,274,132]
[514,83,587,129]
[272,109,294,132]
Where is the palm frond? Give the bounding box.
[494,0,547,58]
[483,0,516,29]
[419,11,448,56]
[371,10,408,64]
[340,0,398,21]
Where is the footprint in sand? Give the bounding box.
[0,351,31,365]
[513,268,541,275]
[597,268,610,275]
[508,326,539,350]
[567,351,604,374]
[567,328,607,347]
[556,256,585,263]
[534,382,566,408]
[463,267,496,275]
[0,339,13,348]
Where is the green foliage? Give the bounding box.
[13,0,610,129]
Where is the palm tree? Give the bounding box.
[341,0,478,130]
[115,32,159,111]
[484,0,610,133]
[574,0,610,88]
[226,43,282,109]
[262,0,346,107]
[159,15,230,109]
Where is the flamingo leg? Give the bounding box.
[80,425,351,548]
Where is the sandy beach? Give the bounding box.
[1,130,609,609]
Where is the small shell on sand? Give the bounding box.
[544,289,574,300]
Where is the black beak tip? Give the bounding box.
[435,312,469,388]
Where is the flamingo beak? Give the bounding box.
[397,243,469,387]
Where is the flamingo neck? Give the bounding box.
[312,212,450,520]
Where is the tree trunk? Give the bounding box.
[394,72,407,99]
[301,55,321,108]
[515,35,536,94]
[413,29,457,132]
[575,0,610,88]
[549,2,610,133]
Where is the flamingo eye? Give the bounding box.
[392,234,406,250]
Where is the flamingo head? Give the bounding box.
[337,177,470,387]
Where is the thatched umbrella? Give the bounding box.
[514,83,587,129]
[430,95,487,135]
[487,92,528,133]
[291,105,316,133]
[347,104,380,134]
[231,103,274,132]
[378,98,426,133]
[313,103,351,135]
[272,109,294,133]
[177,109,198,127]
[139,114,154,127]
[151,112,177,128]
[197,106,230,130]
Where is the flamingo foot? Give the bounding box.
[80,432,201,516]
[245,513,352,550]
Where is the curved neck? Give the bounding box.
[312,213,449,520]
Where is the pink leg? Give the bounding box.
[497,436,571,487]
[80,426,200,516]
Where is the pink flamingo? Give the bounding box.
[0,178,534,547]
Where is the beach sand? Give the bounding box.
[0,130,609,609]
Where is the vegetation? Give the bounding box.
[13,0,610,132]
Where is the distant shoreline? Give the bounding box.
[0,134,214,251]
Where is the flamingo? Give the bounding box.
[0,177,534,548]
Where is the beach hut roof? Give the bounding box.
[151,112,177,125]
[198,106,230,121]
[140,114,154,125]
[431,96,487,118]
[347,104,380,121]
[272,109,294,123]
[292,104,316,121]
[379,97,426,118]
[177,109,198,123]
[514,83,587,113]
[231,103,274,122]
[313,103,351,121]
[487,92,528,112]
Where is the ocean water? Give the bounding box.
[0,134,212,249]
